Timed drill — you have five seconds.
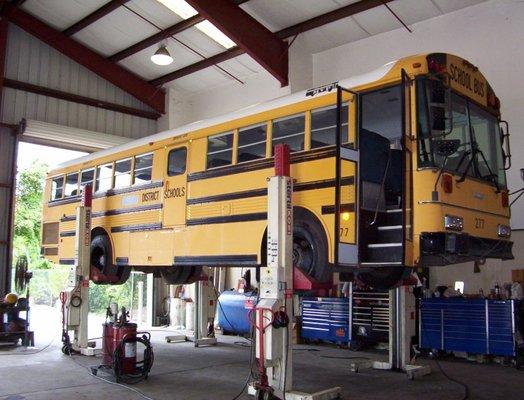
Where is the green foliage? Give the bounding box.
[89,280,133,315]
[13,161,51,269]
[11,160,134,314]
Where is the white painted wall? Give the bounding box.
[1,24,157,139]
[313,0,524,228]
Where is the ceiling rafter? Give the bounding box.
[63,0,131,37]
[4,78,160,119]
[108,0,249,63]
[1,3,166,114]
[185,0,288,86]
[150,0,395,87]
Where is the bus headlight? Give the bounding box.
[444,215,463,231]
[497,224,511,238]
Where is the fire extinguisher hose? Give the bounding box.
[113,333,154,384]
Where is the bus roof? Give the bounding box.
[55,59,399,170]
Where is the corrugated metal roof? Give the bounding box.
[18,0,488,94]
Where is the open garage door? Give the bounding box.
[0,124,19,294]
[21,119,132,152]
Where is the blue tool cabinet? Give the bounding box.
[420,298,518,357]
[301,297,349,344]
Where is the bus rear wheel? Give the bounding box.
[90,234,129,285]
[161,266,202,284]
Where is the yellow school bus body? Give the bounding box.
[41,53,512,278]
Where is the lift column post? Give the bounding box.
[250,144,341,400]
[63,185,98,355]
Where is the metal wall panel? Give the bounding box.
[0,24,157,139]
[0,126,18,294]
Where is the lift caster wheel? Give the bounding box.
[255,389,273,400]
[90,367,98,376]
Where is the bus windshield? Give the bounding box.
[417,79,506,188]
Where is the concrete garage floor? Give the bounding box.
[1,329,523,400]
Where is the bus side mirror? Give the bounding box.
[499,120,511,170]
[430,79,446,104]
[429,80,452,135]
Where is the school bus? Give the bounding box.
[41,53,513,288]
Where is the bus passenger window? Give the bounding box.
[311,103,348,149]
[95,163,113,192]
[238,123,267,163]
[272,113,305,153]
[114,158,132,188]
[80,168,94,190]
[64,173,79,197]
[207,132,233,169]
[134,153,153,185]
[168,148,187,176]
[51,176,64,200]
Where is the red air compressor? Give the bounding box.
[95,306,153,383]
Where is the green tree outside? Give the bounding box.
[12,160,133,314]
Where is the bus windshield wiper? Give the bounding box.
[457,143,500,192]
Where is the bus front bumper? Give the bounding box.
[419,231,514,266]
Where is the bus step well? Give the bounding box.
[364,205,403,264]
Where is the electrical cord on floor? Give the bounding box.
[0,337,54,356]
[420,308,469,400]
[65,351,155,400]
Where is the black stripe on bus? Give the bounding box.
[49,196,81,207]
[116,257,129,266]
[187,147,337,182]
[186,176,354,205]
[93,181,163,199]
[60,203,162,222]
[59,258,75,265]
[111,222,162,233]
[173,254,258,266]
[321,203,355,215]
[186,212,267,226]
[59,230,76,237]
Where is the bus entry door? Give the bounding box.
[335,86,359,267]
[163,146,188,227]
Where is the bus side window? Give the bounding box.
[96,163,114,192]
[51,176,64,200]
[311,103,348,149]
[114,158,132,188]
[272,113,305,154]
[207,132,233,169]
[167,148,187,176]
[238,123,267,163]
[80,168,95,191]
[64,172,79,197]
[134,153,153,185]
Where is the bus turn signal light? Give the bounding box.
[342,212,350,221]
[501,191,509,208]
[441,173,453,193]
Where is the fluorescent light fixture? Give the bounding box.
[157,0,198,19]
[151,46,174,66]
[194,20,236,49]
[156,0,236,49]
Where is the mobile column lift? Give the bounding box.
[248,144,341,400]
[60,185,98,356]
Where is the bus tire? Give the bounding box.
[161,266,202,284]
[90,233,124,285]
[293,208,331,283]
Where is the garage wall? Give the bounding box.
[313,0,524,229]
[0,126,18,294]
[0,24,157,139]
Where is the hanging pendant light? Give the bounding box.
[151,45,173,66]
